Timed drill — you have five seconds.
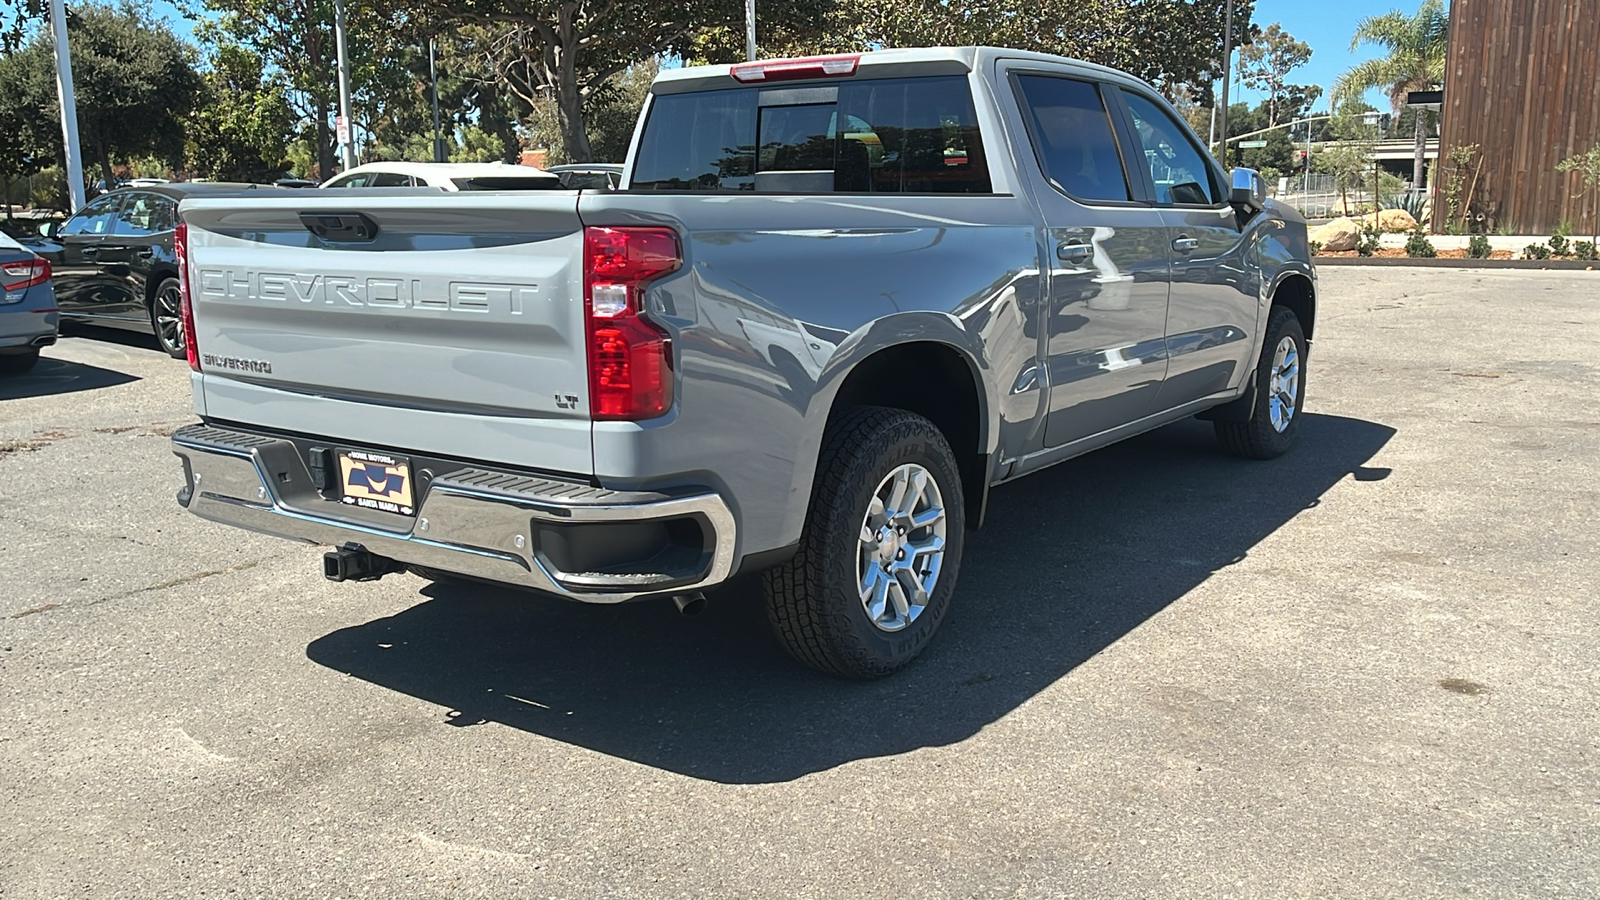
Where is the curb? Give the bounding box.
[1314,257,1599,270]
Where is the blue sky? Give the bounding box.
[1236,0,1450,112]
[142,0,1430,113]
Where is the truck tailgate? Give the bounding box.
[180,193,594,475]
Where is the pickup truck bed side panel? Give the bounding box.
[579,193,1043,556]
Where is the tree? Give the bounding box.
[197,0,408,177]
[523,57,657,164]
[1556,146,1600,245]
[833,0,1255,107]
[1238,23,1315,128]
[0,2,202,192]
[1332,0,1448,193]
[410,0,829,163]
[184,44,298,181]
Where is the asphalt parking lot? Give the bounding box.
[2,268,1597,899]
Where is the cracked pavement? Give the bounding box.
[2,271,1598,899]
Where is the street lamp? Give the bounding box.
[1362,110,1383,210]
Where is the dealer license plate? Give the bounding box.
[337,449,416,516]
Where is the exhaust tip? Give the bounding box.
[672,592,707,616]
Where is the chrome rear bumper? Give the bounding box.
[171,424,737,602]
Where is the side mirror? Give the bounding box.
[36,221,58,239]
[1229,167,1267,216]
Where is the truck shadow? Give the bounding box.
[307,413,1394,784]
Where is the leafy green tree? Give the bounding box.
[0,1,202,194]
[196,0,408,177]
[185,44,297,181]
[1556,146,1600,245]
[523,58,657,164]
[832,0,1255,107]
[399,0,828,162]
[1332,0,1448,192]
[1238,23,1316,128]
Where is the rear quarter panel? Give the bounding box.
[580,191,1044,556]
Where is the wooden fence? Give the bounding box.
[1436,0,1600,236]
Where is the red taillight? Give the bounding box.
[583,226,680,420]
[0,257,51,292]
[175,221,199,371]
[730,54,860,83]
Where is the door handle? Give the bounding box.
[1057,241,1093,264]
[136,248,155,259]
[1172,236,1200,253]
[80,246,99,256]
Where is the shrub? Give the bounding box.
[1467,234,1492,258]
[1405,227,1437,258]
[1524,243,1552,260]
[1308,240,1323,256]
[1380,192,1427,220]
[1548,232,1571,257]
[1575,240,1598,261]
[1356,224,1382,257]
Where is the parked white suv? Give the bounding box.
[320,162,563,191]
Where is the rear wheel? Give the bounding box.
[762,407,965,679]
[1214,306,1306,459]
[149,277,185,359]
[0,350,40,375]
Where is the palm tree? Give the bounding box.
[1332,0,1449,196]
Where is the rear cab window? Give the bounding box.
[630,75,992,194]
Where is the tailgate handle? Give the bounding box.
[300,211,379,243]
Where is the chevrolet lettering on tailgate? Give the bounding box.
[196,269,542,314]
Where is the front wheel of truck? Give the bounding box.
[1214,305,1307,460]
[763,407,965,679]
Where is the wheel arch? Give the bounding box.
[1270,271,1316,341]
[143,265,180,308]
[815,335,996,530]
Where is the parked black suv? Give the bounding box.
[29,183,276,358]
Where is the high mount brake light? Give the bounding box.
[175,221,199,371]
[583,226,681,420]
[0,258,51,293]
[730,54,861,83]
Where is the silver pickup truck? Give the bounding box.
[171,47,1315,678]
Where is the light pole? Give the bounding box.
[429,39,444,162]
[1363,110,1382,210]
[333,0,357,171]
[48,0,86,210]
[1215,0,1236,160]
[745,0,756,61]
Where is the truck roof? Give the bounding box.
[652,46,1141,95]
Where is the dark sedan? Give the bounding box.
[29,183,277,358]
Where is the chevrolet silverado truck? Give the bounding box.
[170,47,1316,679]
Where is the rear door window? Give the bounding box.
[630,75,991,194]
[111,192,175,236]
[1013,76,1132,203]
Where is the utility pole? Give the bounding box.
[745,0,756,61]
[333,0,357,171]
[48,0,86,210]
[1216,0,1236,159]
[429,39,444,162]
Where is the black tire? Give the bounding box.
[1215,306,1307,459]
[0,350,40,375]
[762,406,965,679]
[149,277,185,359]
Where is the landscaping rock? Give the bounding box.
[1311,217,1361,252]
[1378,209,1419,232]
